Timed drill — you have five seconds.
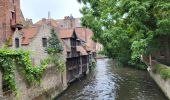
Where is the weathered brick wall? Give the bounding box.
[0,0,24,47]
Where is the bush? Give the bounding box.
[154,64,170,80]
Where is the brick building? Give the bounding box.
[56,15,81,29]
[59,29,90,82]
[11,17,91,83]
[56,15,103,53]
[0,0,24,47]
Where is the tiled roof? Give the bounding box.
[77,46,88,55]
[59,29,74,39]
[35,18,58,28]
[82,44,91,52]
[21,26,39,45]
[75,27,93,41]
[75,27,96,52]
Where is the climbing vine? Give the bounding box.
[0,49,48,94]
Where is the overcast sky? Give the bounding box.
[20,0,82,23]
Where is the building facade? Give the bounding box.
[0,0,24,47]
[59,29,89,82]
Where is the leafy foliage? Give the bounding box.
[153,64,170,80]
[0,49,47,94]
[46,29,63,54]
[46,29,65,72]
[78,0,170,69]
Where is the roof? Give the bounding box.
[77,46,88,55]
[82,44,91,52]
[21,26,39,45]
[59,29,77,39]
[75,27,96,52]
[75,27,93,41]
[35,18,58,28]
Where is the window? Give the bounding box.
[42,38,47,47]
[11,12,15,20]
[15,38,19,48]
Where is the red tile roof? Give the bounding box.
[75,27,93,41]
[21,26,39,45]
[35,18,58,28]
[75,27,96,52]
[59,29,74,39]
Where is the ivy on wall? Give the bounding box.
[0,49,48,94]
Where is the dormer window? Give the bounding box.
[15,38,19,48]
[42,38,47,47]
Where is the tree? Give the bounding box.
[78,0,170,69]
[46,29,63,55]
[46,29,65,72]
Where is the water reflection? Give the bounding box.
[56,59,167,100]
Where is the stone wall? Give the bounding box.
[148,61,170,100]
[1,65,67,100]
[12,24,51,65]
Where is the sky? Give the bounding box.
[20,0,82,23]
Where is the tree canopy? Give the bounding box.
[46,29,63,55]
[78,0,170,69]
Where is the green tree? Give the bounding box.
[78,0,170,69]
[46,29,63,54]
[46,29,65,72]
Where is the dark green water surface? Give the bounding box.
[56,59,168,100]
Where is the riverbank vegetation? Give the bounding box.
[77,0,170,70]
[153,64,170,80]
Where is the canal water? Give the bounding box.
[56,59,168,100]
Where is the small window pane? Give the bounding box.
[15,38,19,48]
[42,38,47,47]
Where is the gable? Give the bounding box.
[71,30,77,39]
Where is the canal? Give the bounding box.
[56,59,168,100]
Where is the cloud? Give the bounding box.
[20,0,82,23]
